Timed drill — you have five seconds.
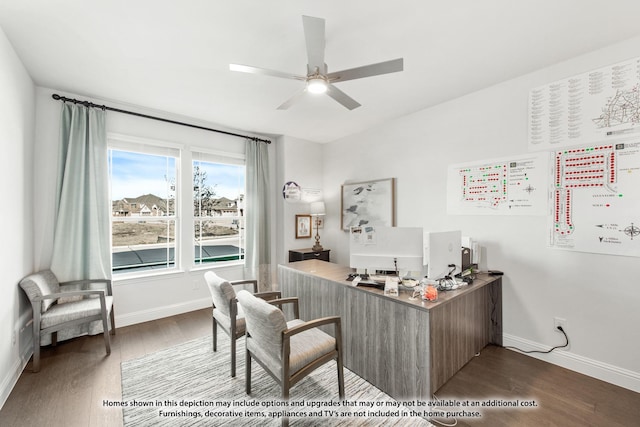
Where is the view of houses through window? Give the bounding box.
[192,159,245,266]
[109,146,245,274]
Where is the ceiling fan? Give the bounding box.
[229,15,404,110]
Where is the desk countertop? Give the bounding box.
[280,260,500,312]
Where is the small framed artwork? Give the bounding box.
[341,177,396,231]
[295,214,312,239]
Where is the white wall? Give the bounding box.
[32,87,277,327]
[0,26,35,407]
[276,135,324,266]
[321,36,640,391]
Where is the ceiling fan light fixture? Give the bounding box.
[307,76,328,94]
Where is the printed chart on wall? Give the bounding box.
[529,56,640,151]
[447,153,548,215]
[549,141,640,256]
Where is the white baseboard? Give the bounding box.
[115,297,211,328]
[503,333,640,393]
[0,342,32,410]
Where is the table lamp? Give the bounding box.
[310,201,326,251]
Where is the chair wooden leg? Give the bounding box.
[230,334,236,377]
[110,307,116,335]
[51,331,57,346]
[32,322,40,373]
[282,385,290,427]
[245,349,252,394]
[336,322,345,398]
[101,307,111,355]
[337,357,345,399]
[212,318,217,352]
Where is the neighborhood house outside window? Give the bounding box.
[193,155,246,266]
[109,147,178,274]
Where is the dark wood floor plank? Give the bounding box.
[436,345,640,427]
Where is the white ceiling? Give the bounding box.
[2,0,640,143]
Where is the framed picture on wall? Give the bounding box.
[341,178,396,231]
[295,214,312,239]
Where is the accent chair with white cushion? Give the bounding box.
[19,270,115,372]
[236,289,344,426]
[203,271,280,377]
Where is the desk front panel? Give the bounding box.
[278,261,502,400]
[279,263,431,400]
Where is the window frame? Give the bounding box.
[191,148,247,269]
[108,134,182,278]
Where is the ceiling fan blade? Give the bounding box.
[326,84,361,110]
[302,15,326,73]
[276,88,307,110]
[229,64,306,81]
[326,58,403,83]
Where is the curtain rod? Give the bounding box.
[51,94,271,144]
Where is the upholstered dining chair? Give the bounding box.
[19,270,115,373]
[203,271,280,377]
[236,290,344,426]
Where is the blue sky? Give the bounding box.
[109,150,244,201]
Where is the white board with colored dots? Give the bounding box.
[447,152,549,216]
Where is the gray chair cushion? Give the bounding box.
[213,304,246,334]
[41,296,114,329]
[204,271,236,317]
[237,290,287,362]
[19,270,61,313]
[238,292,336,378]
[288,321,336,376]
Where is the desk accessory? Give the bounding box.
[384,276,399,296]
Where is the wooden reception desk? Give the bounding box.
[278,260,502,401]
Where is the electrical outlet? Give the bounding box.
[554,317,567,331]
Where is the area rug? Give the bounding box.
[121,335,434,426]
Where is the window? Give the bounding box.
[109,145,179,274]
[107,135,246,276]
[193,153,245,266]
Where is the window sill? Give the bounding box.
[190,261,245,273]
[113,262,246,285]
[113,268,186,285]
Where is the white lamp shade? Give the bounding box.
[310,201,326,216]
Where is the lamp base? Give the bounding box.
[312,216,324,252]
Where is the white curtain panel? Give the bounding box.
[51,103,111,281]
[244,139,271,290]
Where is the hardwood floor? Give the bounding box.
[0,309,211,427]
[1,309,638,427]
[435,345,640,427]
